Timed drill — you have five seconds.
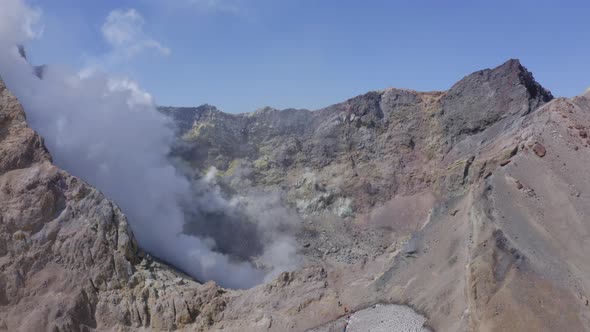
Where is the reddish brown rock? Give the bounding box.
[580,130,588,138]
[533,143,547,157]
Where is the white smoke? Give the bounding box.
[187,167,299,272]
[0,0,43,43]
[0,0,298,289]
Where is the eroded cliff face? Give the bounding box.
[0,79,229,331]
[4,58,590,332]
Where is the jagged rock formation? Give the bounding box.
[162,60,552,213]
[4,58,590,331]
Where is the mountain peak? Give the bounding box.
[495,58,553,101]
[439,59,553,143]
[497,58,523,69]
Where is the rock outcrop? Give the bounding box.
[0,79,228,331]
[439,59,553,143]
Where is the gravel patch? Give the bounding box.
[345,304,429,332]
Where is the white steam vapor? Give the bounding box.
[0,0,43,43]
[0,0,297,289]
[187,167,299,270]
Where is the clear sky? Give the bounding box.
[24,0,590,113]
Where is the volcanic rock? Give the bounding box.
[533,143,547,157]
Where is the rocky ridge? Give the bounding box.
[3,58,590,331]
[161,59,555,265]
[161,60,552,212]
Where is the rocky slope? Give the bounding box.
[0,78,232,331]
[161,59,555,266]
[0,74,428,332]
[162,59,590,331]
[3,58,590,331]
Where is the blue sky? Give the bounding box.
[24,0,590,113]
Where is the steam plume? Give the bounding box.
[0,0,297,289]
